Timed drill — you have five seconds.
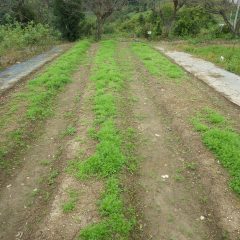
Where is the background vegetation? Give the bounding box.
[0,0,240,68]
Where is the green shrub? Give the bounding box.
[0,22,59,57]
[54,0,85,41]
[173,6,216,37]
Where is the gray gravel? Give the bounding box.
[155,46,240,107]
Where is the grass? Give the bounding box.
[183,44,240,75]
[26,40,90,121]
[62,189,79,213]
[192,108,240,195]
[67,40,135,239]
[63,125,77,136]
[0,40,91,170]
[131,42,185,81]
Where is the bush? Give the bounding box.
[54,0,85,41]
[117,11,163,38]
[0,22,59,57]
[173,6,216,37]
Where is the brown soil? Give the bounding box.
[0,40,240,240]
[117,42,240,240]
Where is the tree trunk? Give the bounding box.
[96,17,103,41]
[219,10,236,35]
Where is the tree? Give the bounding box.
[200,0,240,35]
[152,0,188,36]
[0,0,36,24]
[54,0,85,41]
[85,0,127,40]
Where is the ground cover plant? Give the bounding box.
[192,108,240,195]
[182,44,240,75]
[131,42,185,81]
[0,40,91,170]
[67,40,135,239]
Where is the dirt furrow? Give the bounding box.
[33,51,103,240]
[118,42,240,240]
[0,44,99,240]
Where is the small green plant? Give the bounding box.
[48,170,59,185]
[40,159,51,166]
[185,162,197,171]
[174,174,185,182]
[62,189,79,213]
[80,178,135,240]
[64,125,77,136]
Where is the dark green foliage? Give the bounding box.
[54,0,85,41]
[173,6,216,37]
[0,0,35,25]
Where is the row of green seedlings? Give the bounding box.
[192,108,240,195]
[68,40,136,240]
[131,42,185,81]
[0,40,91,170]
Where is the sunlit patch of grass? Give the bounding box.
[192,108,240,195]
[131,42,185,81]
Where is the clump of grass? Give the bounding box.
[131,42,185,81]
[80,178,134,240]
[67,40,135,239]
[192,108,240,195]
[64,125,77,136]
[62,189,79,213]
[47,170,59,185]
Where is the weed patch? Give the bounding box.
[131,42,185,81]
[192,108,240,195]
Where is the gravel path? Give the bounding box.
[0,46,65,93]
[155,46,240,107]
